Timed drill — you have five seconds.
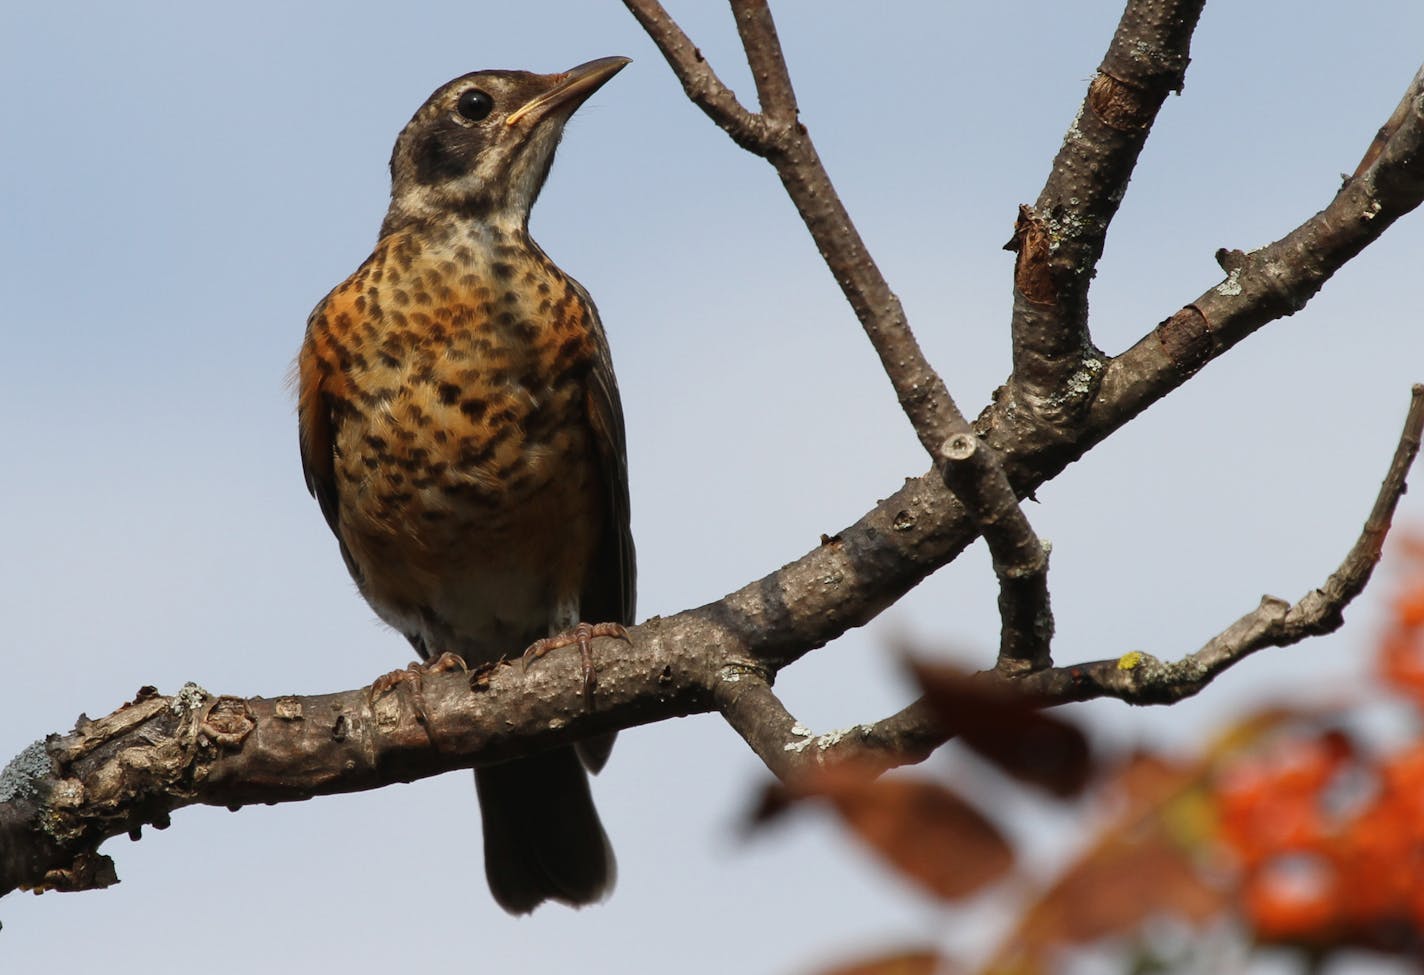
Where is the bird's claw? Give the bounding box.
[522,621,630,696]
[424,651,469,674]
[370,651,467,697]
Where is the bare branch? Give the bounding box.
[729,0,797,121]
[1009,385,1424,705]
[714,671,947,780]
[939,431,1054,673]
[6,14,1423,904]
[1082,62,1424,435]
[772,136,966,458]
[0,625,718,896]
[1008,0,1206,423]
[629,0,967,460]
[621,0,767,149]
[1352,63,1424,179]
[723,59,1424,669]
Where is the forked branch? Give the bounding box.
[623,0,966,459]
[1007,0,1207,422]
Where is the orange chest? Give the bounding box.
[301,229,603,534]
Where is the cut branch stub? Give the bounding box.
[939,430,1055,673]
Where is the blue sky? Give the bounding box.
[3,2,1422,972]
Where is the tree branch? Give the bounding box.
[729,0,797,122]
[1009,385,1424,705]
[1007,0,1206,424]
[715,671,947,780]
[4,15,1422,903]
[1352,63,1424,179]
[625,0,967,461]
[621,0,767,149]
[0,624,716,896]
[1076,59,1424,444]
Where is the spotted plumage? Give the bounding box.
[297,57,634,914]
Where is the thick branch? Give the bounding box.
[1009,386,1424,705]
[0,623,715,896]
[1008,0,1206,423]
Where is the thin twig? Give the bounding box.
[729,0,797,122]
[714,670,947,780]
[621,0,767,149]
[625,0,966,460]
[1084,61,1424,432]
[1009,386,1424,705]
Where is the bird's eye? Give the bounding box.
[456,89,494,122]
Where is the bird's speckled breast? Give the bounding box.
[300,220,605,651]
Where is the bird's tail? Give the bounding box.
[475,745,615,914]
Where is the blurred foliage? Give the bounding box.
[766,535,1424,975]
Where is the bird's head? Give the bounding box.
[382,56,629,236]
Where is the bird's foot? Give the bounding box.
[370,651,468,698]
[522,621,630,696]
[369,652,470,744]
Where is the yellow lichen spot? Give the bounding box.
[1117,651,1144,671]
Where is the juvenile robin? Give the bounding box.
[296,57,635,914]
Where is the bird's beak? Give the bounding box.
[505,56,631,127]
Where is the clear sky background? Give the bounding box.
[3,2,1422,973]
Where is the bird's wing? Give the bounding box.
[296,285,361,581]
[297,303,339,532]
[579,296,636,630]
[576,297,634,774]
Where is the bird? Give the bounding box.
[295,57,635,914]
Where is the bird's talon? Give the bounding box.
[370,664,421,698]
[522,620,630,695]
[425,651,468,674]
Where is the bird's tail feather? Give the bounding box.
[475,745,615,914]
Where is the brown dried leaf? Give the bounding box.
[909,661,1092,797]
[781,764,1014,901]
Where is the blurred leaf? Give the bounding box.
[810,948,952,975]
[1201,705,1340,762]
[1110,752,1200,810]
[983,752,1228,973]
[1023,825,1222,944]
[757,763,1013,901]
[908,660,1092,798]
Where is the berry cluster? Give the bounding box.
[1212,538,1424,949]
